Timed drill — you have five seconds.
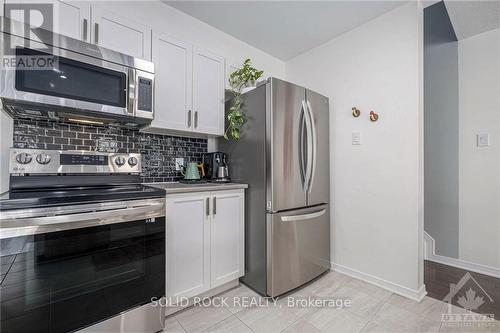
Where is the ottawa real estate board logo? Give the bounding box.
[441,272,496,329]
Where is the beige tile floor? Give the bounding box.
[163,271,499,333]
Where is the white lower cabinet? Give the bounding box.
[166,193,210,298]
[166,190,244,298]
[210,190,245,288]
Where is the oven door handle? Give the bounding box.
[0,202,165,238]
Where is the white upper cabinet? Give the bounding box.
[5,0,90,41]
[150,33,193,131]
[145,40,226,137]
[91,5,151,60]
[52,1,90,41]
[192,48,225,136]
[4,2,151,60]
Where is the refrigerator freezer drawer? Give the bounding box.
[266,204,330,297]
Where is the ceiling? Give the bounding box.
[164,1,407,60]
[444,0,500,40]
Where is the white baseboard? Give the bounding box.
[424,232,500,278]
[330,262,427,302]
[165,279,239,317]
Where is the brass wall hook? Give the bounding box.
[352,107,361,118]
[369,111,379,122]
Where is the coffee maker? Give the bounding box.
[202,152,230,183]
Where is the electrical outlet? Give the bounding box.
[477,133,490,147]
[175,158,184,170]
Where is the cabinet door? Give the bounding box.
[210,190,245,288]
[150,33,193,131]
[193,47,225,136]
[166,193,210,298]
[53,1,90,41]
[91,5,151,60]
[4,1,90,41]
[4,0,44,39]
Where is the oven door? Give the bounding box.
[1,34,130,118]
[0,200,165,333]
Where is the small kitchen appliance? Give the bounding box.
[202,152,231,183]
[179,162,206,184]
[1,149,166,333]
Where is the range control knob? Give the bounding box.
[114,156,126,167]
[128,156,139,166]
[36,153,51,164]
[16,153,32,164]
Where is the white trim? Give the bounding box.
[424,232,500,278]
[330,262,427,302]
[165,279,239,317]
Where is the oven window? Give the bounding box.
[0,218,165,333]
[15,47,127,108]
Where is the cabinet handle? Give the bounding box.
[82,19,88,41]
[94,23,99,44]
[213,197,216,215]
[194,111,198,128]
[206,197,210,216]
[188,110,192,128]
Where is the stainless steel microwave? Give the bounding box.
[0,18,154,126]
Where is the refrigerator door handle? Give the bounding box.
[280,208,326,222]
[299,101,307,189]
[306,100,317,194]
[302,100,313,194]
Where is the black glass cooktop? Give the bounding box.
[0,184,165,211]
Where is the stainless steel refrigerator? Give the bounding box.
[219,77,330,297]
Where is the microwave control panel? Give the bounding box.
[137,77,153,112]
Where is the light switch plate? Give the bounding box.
[477,133,490,147]
[352,132,361,145]
[175,158,184,170]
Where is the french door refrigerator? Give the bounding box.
[219,77,330,297]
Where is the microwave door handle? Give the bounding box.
[127,68,136,116]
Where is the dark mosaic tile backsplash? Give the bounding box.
[13,117,208,182]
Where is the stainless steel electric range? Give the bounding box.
[0,149,166,333]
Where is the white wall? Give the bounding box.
[458,28,500,269]
[286,3,424,296]
[94,1,286,79]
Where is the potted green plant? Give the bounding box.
[225,59,264,141]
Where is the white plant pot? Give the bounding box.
[241,80,258,94]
